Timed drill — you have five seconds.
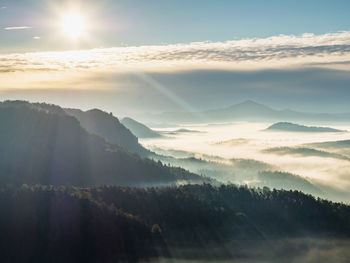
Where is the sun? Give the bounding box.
[61,12,86,39]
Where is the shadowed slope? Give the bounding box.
[65,108,151,156]
[1,184,350,262]
[121,117,162,138]
[0,102,207,186]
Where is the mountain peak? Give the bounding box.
[65,107,153,156]
[240,100,268,106]
[229,100,272,111]
[121,117,162,138]
[86,108,112,116]
[241,100,261,105]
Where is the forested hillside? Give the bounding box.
[65,108,151,156]
[0,102,206,186]
[0,185,162,263]
[0,184,349,262]
[1,101,350,262]
[121,117,162,138]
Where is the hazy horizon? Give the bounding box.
[1,1,350,262]
[1,0,349,199]
[1,4,350,115]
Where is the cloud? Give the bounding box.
[33,36,41,40]
[4,26,32,30]
[1,31,350,73]
[1,31,350,114]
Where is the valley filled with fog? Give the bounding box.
[141,121,350,202]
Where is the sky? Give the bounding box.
[0,0,350,116]
[1,0,350,51]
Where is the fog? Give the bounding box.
[141,122,350,202]
[155,238,350,263]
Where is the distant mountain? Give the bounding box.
[174,128,199,133]
[121,117,161,139]
[205,100,279,120]
[262,147,350,161]
[154,100,350,123]
[0,101,207,186]
[307,140,350,149]
[266,122,346,133]
[65,109,151,156]
[305,140,350,158]
[163,128,202,135]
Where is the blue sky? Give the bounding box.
[1,0,350,51]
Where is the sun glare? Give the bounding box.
[61,12,86,39]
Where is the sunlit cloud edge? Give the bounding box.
[1,31,350,74]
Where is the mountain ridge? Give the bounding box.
[65,108,151,156]
[152,100,350,124]
[121,117,162,138]
[0,101,208,186]
[266,122,346,133]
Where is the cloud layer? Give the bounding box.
[1,31,350,115]
[4,26,32,30]
[1,31,350,73]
